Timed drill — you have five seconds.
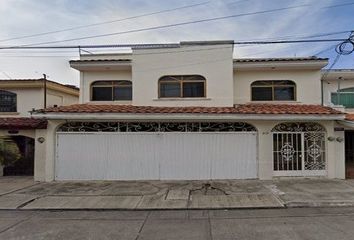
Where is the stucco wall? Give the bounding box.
[233,69,322,104]
[0,88,43,117]
[131,44,234,107]
[46,89,78,107]
[0,129,35,138]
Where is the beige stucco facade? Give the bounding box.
[80,71,132,104]
[74,45,327,108]
[234,69,323,104]
[131,43,234,107]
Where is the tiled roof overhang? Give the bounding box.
[69,59,131,64]
[345,114,354,121]
[0,118,47,130]
[34,103,342,115]
[233,57,328,63]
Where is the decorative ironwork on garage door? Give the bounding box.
[57,122,257,132]
[272,122,326,175]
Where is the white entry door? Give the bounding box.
[55,132,258,180]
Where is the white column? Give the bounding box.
[34,129,47,181]
[250,121,275,180]
[44,120,64,182]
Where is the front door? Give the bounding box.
[345,131,354,179]
[272,124,326,177]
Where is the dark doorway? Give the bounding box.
[345,131,354,179]
[0,136,34,176]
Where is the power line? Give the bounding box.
[322,2,354,9]
[6,1,354,48]
[0,29,351,53]
[321,32,353,85]
[0,38,349,51]
[12,4,311,47]
[236,30,351,42]
[0,1,210,43]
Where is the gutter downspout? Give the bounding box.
[321,79,324,105]
[43,74,47,108]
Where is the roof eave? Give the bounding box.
[70,61,132,71]
[31,112,345,121]
[233,60,328,70]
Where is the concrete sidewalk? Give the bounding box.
[1,177,354,210]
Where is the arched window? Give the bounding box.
[0,90,17,112]
[251,80,296,101]
[159,75,206,98]
[91,81,132,101]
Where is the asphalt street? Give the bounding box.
[1,207,354,239]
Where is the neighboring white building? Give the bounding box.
[0,79,79,176]
[31,41,349,182]
[322,70,354,178]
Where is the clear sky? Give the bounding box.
[0,0,353,86]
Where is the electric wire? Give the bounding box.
[0,1,211,43]
[321,32,354,83]
[6,0,354,48]
[10,4,312,47]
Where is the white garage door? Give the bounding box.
[55,122,258,180]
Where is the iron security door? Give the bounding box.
[273,132,326,176]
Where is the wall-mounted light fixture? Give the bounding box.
[327,136,336,141]
[336,137,344,142]
[37,137,45,143]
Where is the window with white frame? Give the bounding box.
[251,80,296,101]
[91,81,132,101]
[158,75,206,98]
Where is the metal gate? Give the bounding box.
[55,121,258,180]
[272,123,326,176]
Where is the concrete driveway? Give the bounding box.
[1,177,354,210]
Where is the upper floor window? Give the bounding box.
[251,80,296,101]
[0,90,17,112]
[91,81,132,101]
[159,75,206,98]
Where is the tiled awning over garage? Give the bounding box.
[0,118,47,129]
[36,103,342,115]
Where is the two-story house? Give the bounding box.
[0,79,79,176]
[31,41,347,182]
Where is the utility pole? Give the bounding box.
[43,74,47,108]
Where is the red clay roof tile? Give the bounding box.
[36,104,343,115]
[346,114,354,121]
[0,118,47,129]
